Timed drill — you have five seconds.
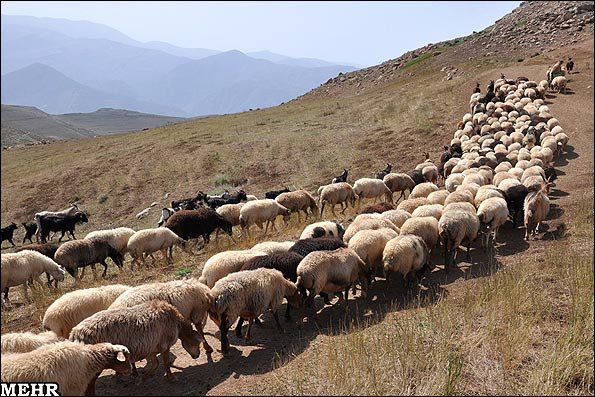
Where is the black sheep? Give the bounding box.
[1,223,18,247]
[504,184,529,228]
[164,208,232,245]
[207,190,248,209]
[37,212,88,243]
[264,187,290,200]
[289,237,347,257]
[22,221,37,244]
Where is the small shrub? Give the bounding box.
[97,194,108,204]
[175,267,192,277]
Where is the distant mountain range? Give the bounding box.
[1,14,358,117]
[1,104,184,146]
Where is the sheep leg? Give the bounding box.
[331,204,337,217]
[161,349,175,380]
[100,261,108,278]
[320,202,326,217]
[219,314,231,355]
[245,317,254,340]
[141,353,160,381]
[58,231,66,242]
[235,317,245,338]
[272,310,284,333]
[270,219,278,232]
[284,304,292,321]
[9,238,15,247]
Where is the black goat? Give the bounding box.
[1,223,18,247]
[374,163,392,180]
[37,212,88,243]
[265,187,290,200]
[165,208,232,245]
[22,221,37,244]
[206,189,247,209]
[331,169,349,184]
[503,184,529,228]
[171,191,206,211]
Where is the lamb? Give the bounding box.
[408,182,439,199]
[383,173,416,202]
[265,187,291,200]
[1,250,65,305]
[382,235,430,286]
[399,216,440,250]
[208,268,300,354]
[342,217,400,244]
[550,75,567,93]
[1,331,62,354]
[108,279,213,354]
[348,228,399,276]
[524,182,553,240]
[164,208,233,244]
[198,249,268,288]
[289,236,347,257]
[84,227,136,256]
[126,228,188,269]
[296,248,371,319]
[331,168,349,184]
[476,197,509,248]
[54,239,124,280]
[70,300,202,381]
[36,211,88,244]
[300,221,345,240]
[239,199,291,237]
[319,182,357,217]
[351,178,393,206]
[1,341,132,396]
[275,190,318,222]
[22,221,38,244]
[42,284,131,338]
[251,240,296,255]
[1,223,17,247]
[438,204,480,270]
[360,202,395,214]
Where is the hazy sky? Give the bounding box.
[2,1,521,66]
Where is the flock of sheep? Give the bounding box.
[0,71,571,395]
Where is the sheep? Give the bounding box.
[445,173,465,192]
[319,182,357,217]
[524,182,553,240]
[474,186,505,208]
[422,165,439,185]
[331,168,349,184]
[275,190,318,222]
[551,76,567,93]
[343,217,400,244]
[164,208,233,245]
[476,197,509,249]
[409,182,439,199]
[198,249,268,288]
[54,239,124,280]
[1,223,17,247]
[22,221,38,244]
[1,331,62,354]
[1,341,132,396]
[15,242,62,287]
[216,203,245,228]
[126,228,188,269]
[348,228,399,276]
[42,284,130,338]
[251,240,296,255]
[382,235,430,286]
[396,197,431,214]
[84,227,136,256]
[427,190,450,205]
[379,209,412,228]
[360,202,395,214]
[438,204,480,270]
[70,300,202,381]
[300,221,345,240]
[108,279,213,354]
[246,194,258,201]
[265,187,291,200]
[237,199,291,237]
[555,132,569,153]
[411,204,444,221]
[296,248,370,319]
[399,216,440,250]
[444,189,475,207]
[289,236,347,257]
[1,250,65,305]
[208,268,300,354]
[383,173,416,202]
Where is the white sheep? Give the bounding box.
[275,190,318,222]
[84,227,136,255]
[444,189,475,206]
[551,76,567,93]
[1,250,65,305]
[399,216,440,250]
[1,341,132,396]
[396,197,431,214]
[422,165,439,185]
[216,202,245,227]
[477,197,509,248]
[445,173,465,192]
[109,278,214,354]
[1,331,62,354]
[251,240,296,255]
[239,199,291,237]
[408,182,439,199]
[42,284,130,338]
[208,268,300,354]
[427,189,450,205]
[348,227,399,276]
[524,182,553,240]
[383,173,416,202]
[379,209,412,228]
[70,300,201,381]
[382,234,430,285]
[411,204,444,221]
[438,204,480,270]
[474,186,505,208]
[343,216,400,244]
[198,249,268,288]
[318,182,358,217]
[126,227,188,269]
[299,221,345,240]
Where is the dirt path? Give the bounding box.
[96,40,594,396]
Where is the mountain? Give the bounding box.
[247,50,360,68]
[138,41,220,60]
[1,104,186,146]
[0,63,187,116]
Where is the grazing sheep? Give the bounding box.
[42,284,130,338]
[198,249,268,288]
[382,235,430,285]
[348,228,399,276]
[1,341,132,396]
[70,300,201,381]
[251,240,296,255]
[300,221,345,240]
[319,182,357,217]
[477,197,509,248]
[379,209,412,228]
[208,268,300,354]
[444,189,475,207]
[396,197,431,214]
[275,190,318,222]
[84,227,136,255]
[343,217,400,244]
[126,228,188,269]
[383,173,416,202]
[1,331,62,354]
[54,239,124,280]
[1,250,65,305]
[22,221,38,244]
[239,199,291,237]
[438,204,480,270]
[360,202,395,214]
[109,279,213,353]
[1,223,17,247]
[427,190,450,205]
[474,186,506,208]
[411,204,444,221]
[399,216,440,250]
[409,182,440,199]
[551,76,567,93]
[445,173,465,193]
[265,187,291,200]
[289,236,347,257]
[524,183,553,240]
[164,208,232,245]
